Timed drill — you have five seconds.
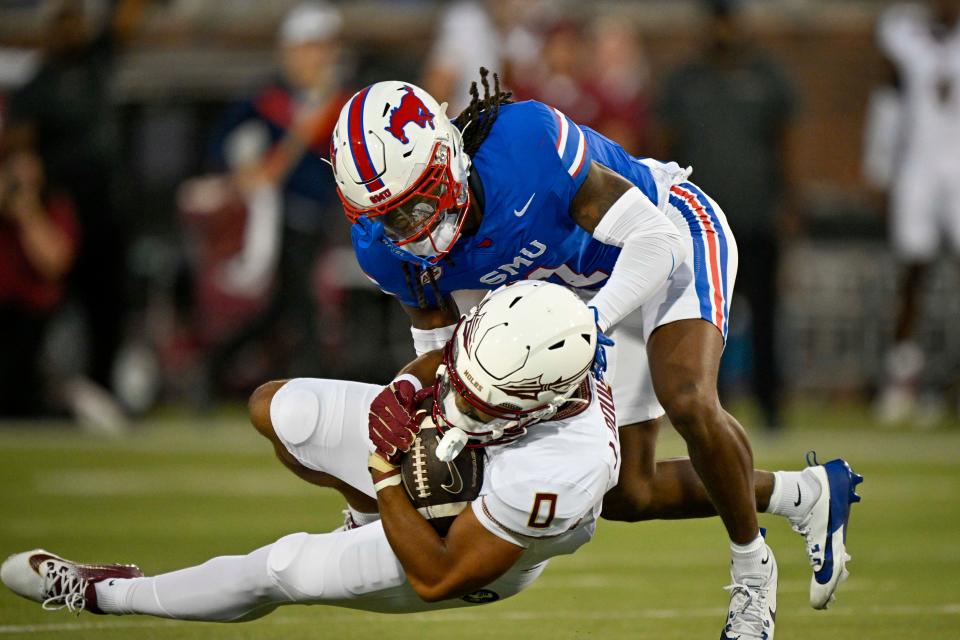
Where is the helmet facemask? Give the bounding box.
[430,318,582,461]
[339,141,469,264]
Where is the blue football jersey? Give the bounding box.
[352,100,666,307]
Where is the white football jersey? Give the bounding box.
[472,377,621,567]
[878,4,960,166]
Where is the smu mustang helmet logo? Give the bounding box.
[385,86,435,144]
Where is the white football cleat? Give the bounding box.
[721,544,777,640]
[1,549,142,615]
[791,454,863,609]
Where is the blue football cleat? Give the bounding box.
[792,453,863,609]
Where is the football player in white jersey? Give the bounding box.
[869,0,960,422]
[1,282,622,623]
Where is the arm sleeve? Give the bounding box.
[472,481,596,548]
[411,324,457,356]
[586,187,687,331]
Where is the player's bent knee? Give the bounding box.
[601,479,654,522]
[266,532,320,599]
[266,529,406,603]
[661,389,722,436]
[269,381,322,447]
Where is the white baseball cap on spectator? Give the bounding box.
[279,1,343,45]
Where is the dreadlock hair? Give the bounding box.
[453,67,513,156]
[401,68,512,310]
[402,262,448,312]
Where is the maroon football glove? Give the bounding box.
[368,377,424,465]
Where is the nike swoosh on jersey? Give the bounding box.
[514,193,536,217]
[794,483,802,507]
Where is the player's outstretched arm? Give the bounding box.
[374,481,524,602]
[569,161,687,331]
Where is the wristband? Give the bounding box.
[411,325,456,357]
[373,472,403,492]
[392,373,423,393]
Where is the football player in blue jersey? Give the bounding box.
[329,69,862,638]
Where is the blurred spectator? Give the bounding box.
[194,0,351,399]
[4,0,148,402]
[511,18,600,125]
[868,0,960,424]
[422,0,541,113]
[0,149,77,417]
[582,17,651,156]
[513,16,650,155]
[658,0,797,431]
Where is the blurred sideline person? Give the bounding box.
[512,17,650,156]
[511,18,599,127]
[658,0,798,432]
[422,0,541,113]
[583,17,651,156]
[198,1,352,398]
[328,74,862,638]
[4,0,149,408]
[0,150,77,417]
[867,0,960,424]
[2,283,623,621]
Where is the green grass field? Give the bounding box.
[1,406,958,639]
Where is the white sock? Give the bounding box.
[348,506,380,527]
[765,469,822,522]
[95,545,284,620]
[730,534,770,586]
[94,576,140,614]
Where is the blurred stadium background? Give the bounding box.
[0,0,958,637]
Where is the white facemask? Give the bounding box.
[402,209,463,258]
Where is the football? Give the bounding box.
[400,416,485,536]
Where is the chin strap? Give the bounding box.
[354,216,439,268]
[385,240,438,269]
[588,306,615,381]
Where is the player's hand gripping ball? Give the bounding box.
[400,416,485,535]
[368,378,423,465]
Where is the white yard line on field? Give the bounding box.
[1,603,958,634]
